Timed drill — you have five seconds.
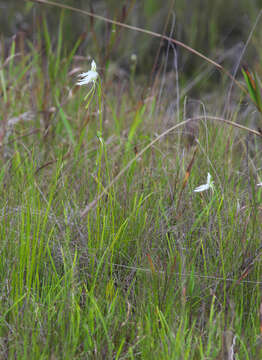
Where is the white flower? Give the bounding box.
[194,172,214,193]
[77,60,98,86]
[257,182,262,187]
[131,53,137,62]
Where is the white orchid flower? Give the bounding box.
[194,172,214,193]
[77,60,98,86]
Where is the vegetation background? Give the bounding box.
[0,0,262,359]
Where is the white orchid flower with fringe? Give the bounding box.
[77,60,98,86]
[194,172,214,193]
[76,60,99,108]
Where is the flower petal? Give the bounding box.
[207,172,211,185]
[91,60,96,72]
[194,184,210,192]
[76,60,98,86]
[76,71,98,86]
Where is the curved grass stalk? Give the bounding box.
[80,115,262,216]
[27,0,248,95]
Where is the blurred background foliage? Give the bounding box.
[1,0,262,78]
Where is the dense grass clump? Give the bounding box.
[0,2,262,359]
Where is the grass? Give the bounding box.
[0,1,262,359]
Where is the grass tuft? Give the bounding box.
[0,2,262,359]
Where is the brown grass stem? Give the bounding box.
[80,116,261,216]
[27,0,248,94]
